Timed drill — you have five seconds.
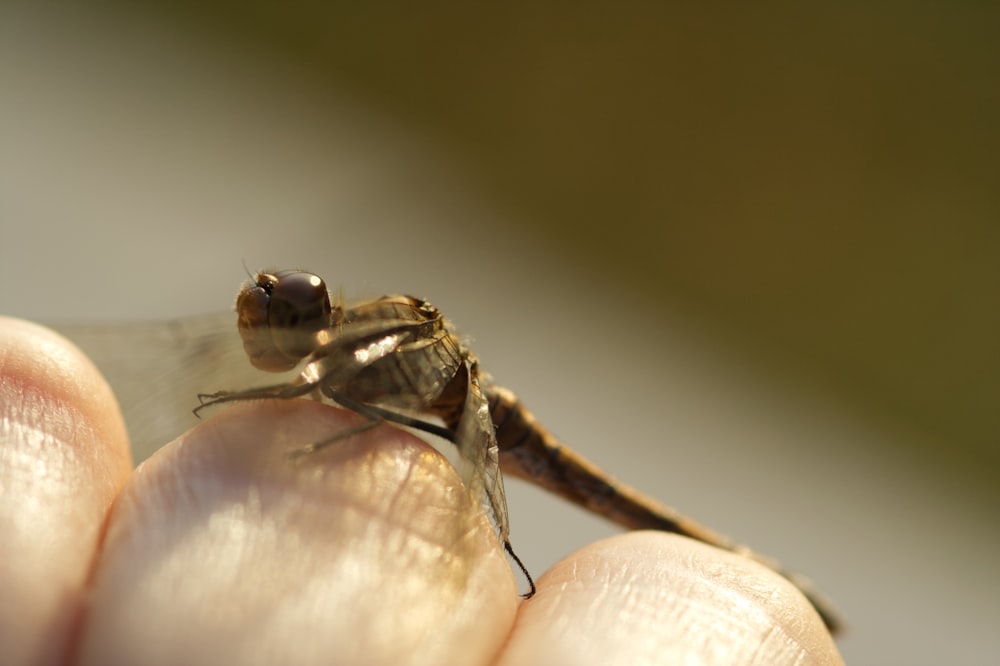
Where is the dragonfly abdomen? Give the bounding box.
[485,385,843,633]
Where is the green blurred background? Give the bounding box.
[175,1,999,458]
[3,2,998,664]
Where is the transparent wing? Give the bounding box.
[49,313,297,462]
[453,357,510,543]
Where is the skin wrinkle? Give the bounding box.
[686,541,830,664]
[384,440,417,520]
[302,434,478,560]
[748,624,794,666]
[358,462,440,570]
[294,448,469,589]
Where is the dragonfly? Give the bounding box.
[54,268,842,634]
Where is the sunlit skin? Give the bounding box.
[0,317,842,665]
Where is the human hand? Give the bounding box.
[0,318,843,665]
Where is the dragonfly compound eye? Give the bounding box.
[236,270,332,372]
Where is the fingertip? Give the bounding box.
[0,317,132,664]
[80,401,518,665]
[500,532,843,666]
[0,317,132,471]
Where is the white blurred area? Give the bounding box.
[1,5,997,664]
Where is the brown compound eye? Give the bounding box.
[236,270,333,371]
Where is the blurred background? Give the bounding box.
[2,2,998,663]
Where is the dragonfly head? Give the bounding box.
[236,270,337,372]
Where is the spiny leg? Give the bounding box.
[194,380,319,417]
[287,417,384,458]
[325,392,457,443]
[287,393,456,458]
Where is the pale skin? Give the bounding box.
[0,317,842,666]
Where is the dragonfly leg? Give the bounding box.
[194,380,319,417]
[504,540,536,599]
[287,392,457,459]
[287,417,383,458]
[324,391,457,443]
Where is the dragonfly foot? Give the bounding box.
[504,540,536,599]
[286,418,383,460]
